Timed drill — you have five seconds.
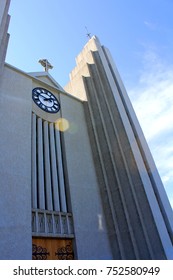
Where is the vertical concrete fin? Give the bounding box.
[0,0,11,76]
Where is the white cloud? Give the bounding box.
[128,49,173,208]
[144,20,157,30]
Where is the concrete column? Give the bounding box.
[37,117,45,209]
[49,123,60,211]
[55,127,67,212]
[31,113,37,208]
[0,0,10,76]
[43,121,53,210]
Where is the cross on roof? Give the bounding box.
[85,26,91,39]
[38,59,53,72]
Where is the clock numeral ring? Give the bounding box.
[32,87,60,113]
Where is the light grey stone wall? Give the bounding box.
[59,93,113,259]
[102,45,173,248]
[65,36,173,259]
[0,64,32,259]
[0,63,113,259]
[0,0,10,76]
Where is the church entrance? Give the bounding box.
[32,238,74,260]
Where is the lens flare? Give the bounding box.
[55,118,69,132]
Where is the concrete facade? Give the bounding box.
[60,93,112,259]
[0,63,112,259]
[0,64,32,259]
[0,0,10,75]
[0,2,173,259]
[65,36,173,259]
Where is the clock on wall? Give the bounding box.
[32,87,60,113]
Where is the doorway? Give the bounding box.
[32,237,74,260]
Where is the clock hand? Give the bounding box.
[43,97,53,102]
[40,93,50,99]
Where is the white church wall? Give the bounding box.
[59,93,113,259]
[0,0,10,75]
[0,64,32,259]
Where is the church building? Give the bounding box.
[0,0,173,260]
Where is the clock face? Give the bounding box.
[32,87,60,113]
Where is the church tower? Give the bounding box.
[65,36,173,259]
[0,0,10,76]
[0,1,173,259]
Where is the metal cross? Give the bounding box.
[85,26,91,39]
[38,59,53,72]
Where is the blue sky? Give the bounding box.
[6,0,173,208]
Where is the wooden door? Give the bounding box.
[32,237,74,260]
